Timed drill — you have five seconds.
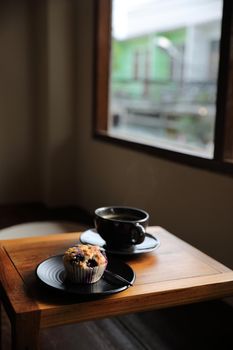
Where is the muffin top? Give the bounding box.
[63,244,107,269]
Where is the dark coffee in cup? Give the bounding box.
[94,206,149,249]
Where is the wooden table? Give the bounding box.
[1,226,233,350]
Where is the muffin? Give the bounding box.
[63,244,107,284]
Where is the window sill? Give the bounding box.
[93,130,233,177]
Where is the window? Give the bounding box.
[94,0,233,173]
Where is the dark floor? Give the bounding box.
[39,299,233,349]
[0,203,233,349]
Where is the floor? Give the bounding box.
[0,203,233,349]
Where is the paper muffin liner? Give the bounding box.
[64,262,107,284]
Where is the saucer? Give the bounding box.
[80,229,160,255]
[36,255,135,296]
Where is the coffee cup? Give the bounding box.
[94,206,149,249]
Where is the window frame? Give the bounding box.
[93,0,233,175]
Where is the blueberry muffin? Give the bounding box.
[63,244,107,284]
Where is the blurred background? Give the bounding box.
[0,0,232,270]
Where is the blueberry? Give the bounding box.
[73,253,84,263]
[87,259,98,268]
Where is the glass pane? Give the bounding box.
[108,0,223,158]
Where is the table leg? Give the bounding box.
[11,312,40,350]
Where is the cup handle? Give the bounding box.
[131,223,146,245]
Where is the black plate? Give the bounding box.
[80,229,160,255]
[36,255,135,296]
